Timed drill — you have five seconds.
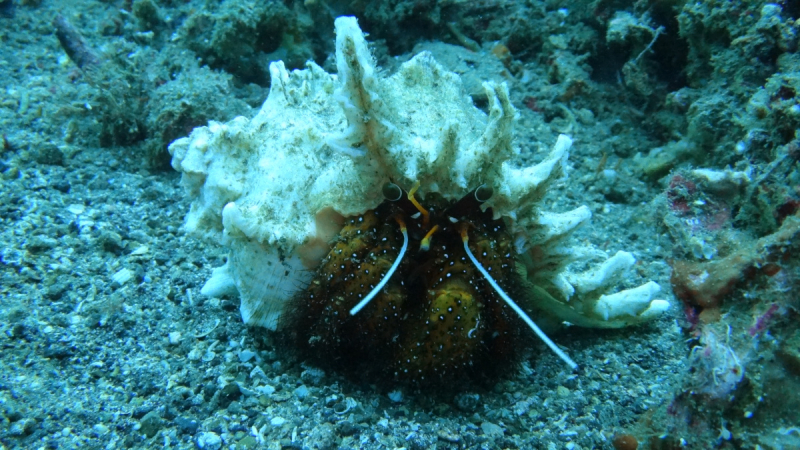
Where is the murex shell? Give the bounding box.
[169,17,669,332]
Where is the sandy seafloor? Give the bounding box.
[1,0,799,449]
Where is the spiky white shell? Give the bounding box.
[170,17,668,330]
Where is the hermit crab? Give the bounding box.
[282,181,576,385]
[169,16,669,388]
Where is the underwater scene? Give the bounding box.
[1,0,799,448]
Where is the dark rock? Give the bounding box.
[139,410,163,438]
[35,144,64,166]
[174,416,199,435]
[336,420,357,436]
[132,405,154,419]
[52,180,71,193]
[9,418,36,437]
[216,382,241,408]
[42,343,76,360]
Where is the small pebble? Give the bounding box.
[67,204,86,215]
[9,418,35,436]
[238,349,257,362]
[196,431,222,450]
[139,411,163,438]
[168,331,182,345]
[256,385,276,396]
[481,421,503,437]
[437,429,461,443]
[175,417,199,435]
[293,385,310,400]
[270,417,286,427]
[111,268,134,286]
[93,423,109,436]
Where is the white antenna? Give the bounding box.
[349,223,408,316]
[460,229,578,370]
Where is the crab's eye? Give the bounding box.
[382,182,403,202]
[383,181,429,220]
[475,184,493,202]
[445,184,494,220]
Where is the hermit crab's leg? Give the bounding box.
[349,216,409,316]
[459,226,578,370]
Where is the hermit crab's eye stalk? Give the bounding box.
[445,184,494,221]
[382,182,403,201]
[475,184,494,202]
[459,226,579,370]
[382,182,422,217]
[349,216,409,316]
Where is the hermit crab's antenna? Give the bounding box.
[406,181,430,226]
[349,214,409,316]
[459,226,578,370]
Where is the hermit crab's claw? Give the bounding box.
[459,225,578,370]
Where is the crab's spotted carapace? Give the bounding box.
[282,183,574,386]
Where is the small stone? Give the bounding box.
[111,268,134,286]
[67,204,86,215]
[293,385,310,400]
[168,331,182,345]
[481,421,504,437]
[437,429,461,443]
[9,418,36,436]
[255,385,275,396]
[190,394,205,406]
[238,435,258,449]
[130,245,150,256]
[175,417,199,435]
[270,417,286,427]
[238,349,257,362]
[93,423,110,436]
[387,390,403,403]
[196,431,222,450]
[557,385,570,397]
[139,411,163,438]
[187,347,203,361]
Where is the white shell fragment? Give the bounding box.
[111,268,134,286]
[169,16,668,330]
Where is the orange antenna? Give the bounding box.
[419,225,440,251]
[406,181,429,226]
